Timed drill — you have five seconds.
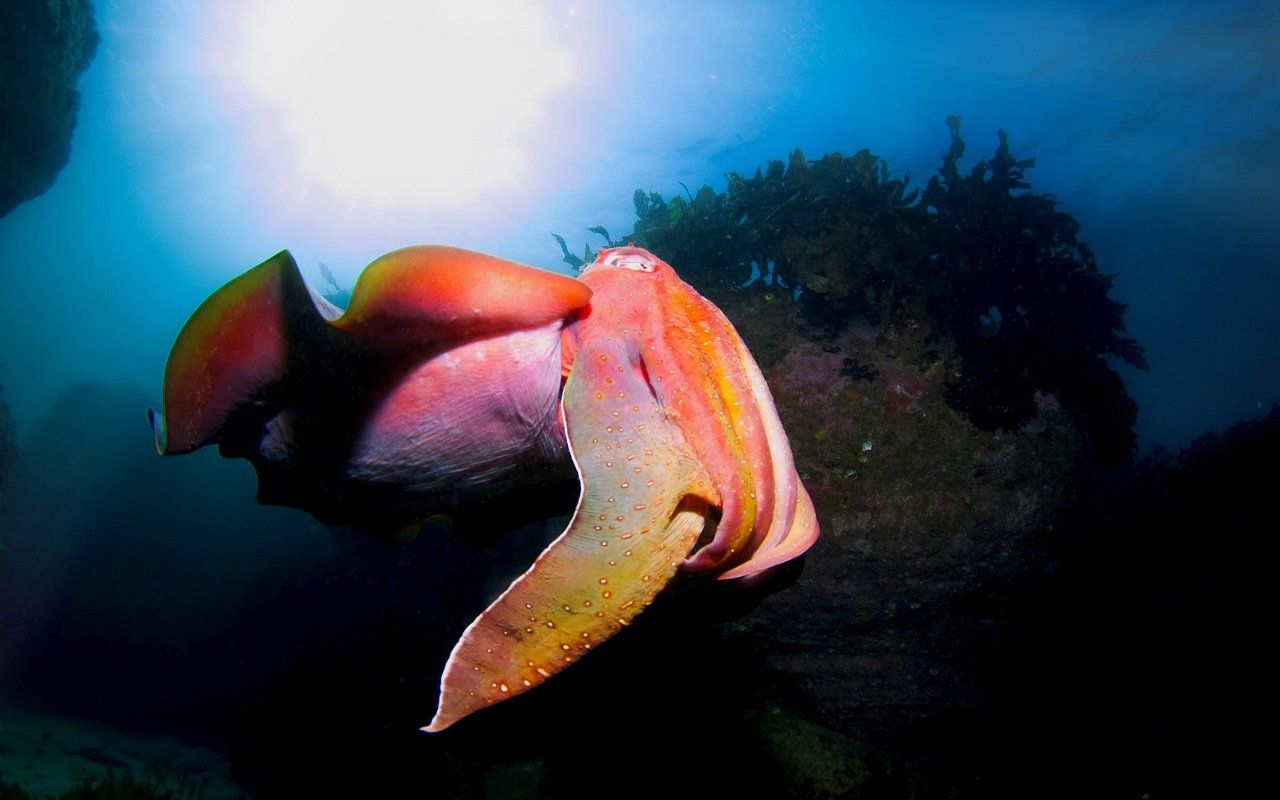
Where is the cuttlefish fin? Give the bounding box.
[150,246,591,455]
[425,340,715,732]
[149,250,319,455]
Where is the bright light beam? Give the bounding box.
[211,0,575,217]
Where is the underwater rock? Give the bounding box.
[0,0,99,218]
[571,128,1154,763]
[0,705,242,799]
[716,307,1085,745]
[747,707,960,799]
[589,146,1097,743]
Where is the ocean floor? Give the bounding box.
[0,704,245,798]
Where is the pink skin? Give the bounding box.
[348,322,569,495]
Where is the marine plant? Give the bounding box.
[920,116,1145,461]
[551,225,619,271]
[317,261,351,308]
[562,117,1146,462]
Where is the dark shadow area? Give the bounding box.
[966,407,1276,799]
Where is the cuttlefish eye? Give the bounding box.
[602,251,655,272]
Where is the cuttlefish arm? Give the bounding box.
[426,336,716,731]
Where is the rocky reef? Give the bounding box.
[0,0,100,218]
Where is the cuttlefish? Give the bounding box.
[150,245,819,731]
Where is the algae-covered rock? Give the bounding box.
[0,0,100,218]
[723,304,1085,742]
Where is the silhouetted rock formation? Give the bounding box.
[0,0,99,218]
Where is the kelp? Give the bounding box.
[551,226,619,271]
[317,262,351,309]
[919,117,1145,461]
[560,117,1145,462]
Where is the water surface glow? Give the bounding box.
[204,0,578,220]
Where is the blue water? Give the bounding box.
[1,1,1276,797]
[1,0,1277,449]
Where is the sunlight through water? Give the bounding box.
[204,0,576,221]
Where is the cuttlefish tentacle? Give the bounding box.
[640,296,774,574]
[653,270,816,579]
[716,335,818,580]
[425,337,715,732]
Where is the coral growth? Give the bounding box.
[0,0,99,218]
